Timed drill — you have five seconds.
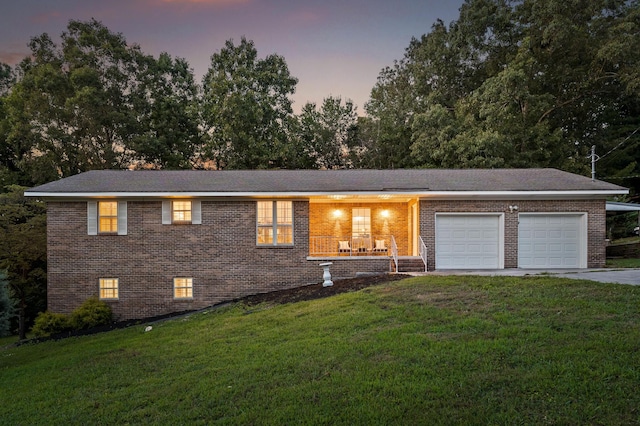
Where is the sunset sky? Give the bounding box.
[0,0,464,113]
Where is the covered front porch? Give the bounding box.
[307,197,426,271]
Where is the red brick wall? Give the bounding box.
[46,200,390,320]
[46,197,607,320]
[419,199,606,270]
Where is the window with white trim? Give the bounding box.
[173,201,192,223]
[88,201,127,235]
[257,201,293,246]
[99,202,118,233]
[99,278,119,299]
[174,278,193,299]
[162,200,201,225]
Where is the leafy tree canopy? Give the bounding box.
[201,37,299,169]
[5,19,201,186]
[0,185,47,339]
[366,0,640,193]
[295,96,359,169]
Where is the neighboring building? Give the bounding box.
[26,168,627,320]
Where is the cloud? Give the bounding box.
[288,9,325,25]
[0,49,29,65]
[30,11,63,25]
[157,0,250,4]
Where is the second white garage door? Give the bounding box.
[435,214,502,269]
[518,214,585,268]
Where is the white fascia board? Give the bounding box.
[419,190,628,200]
[24,189,628,199]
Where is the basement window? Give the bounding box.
[174,278,193,299]
[99,278,119,300]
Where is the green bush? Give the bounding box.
[31,312,71,337]
[69,297,112,330]
[0,272,15,337]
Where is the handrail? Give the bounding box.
[390,235,399,272]
[309,235,391,257]
[418,235,428,272]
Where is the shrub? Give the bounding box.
[69,297,112,330]
[31,312,71,337]
[0,272,15,337]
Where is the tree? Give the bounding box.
[363,61,417,169]
[130,52,202,169]
[6,21,142,183]
[201,37,299,169]
[0,62,23,187]
[0,272,15,337]
[5,19,202,185]
[296,96,359,169]
[364,0,640,194]
[0,186,47,340]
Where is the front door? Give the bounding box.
[352,208,371,251]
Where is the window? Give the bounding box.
[352,208,371,236]
[173,201,192,223]
[162,200,201,225]
[174,278,193,299]
[99,202,118,233]
[99,278,119,299]
[88,201,127,235]
[257,201,293,246]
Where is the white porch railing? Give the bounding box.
[418,235,428,272]
[309,235,392,257]
[390,235,399,272]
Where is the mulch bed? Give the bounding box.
[242,273,410,306]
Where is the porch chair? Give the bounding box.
[338,240,351,254]
[372,239,387,253]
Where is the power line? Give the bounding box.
[599,126,640,161]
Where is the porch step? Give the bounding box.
[393,257,426,273]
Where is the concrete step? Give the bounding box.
[393,257,426,273]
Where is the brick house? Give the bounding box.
[26,168,627,320]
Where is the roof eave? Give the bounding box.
[24,189,629,200]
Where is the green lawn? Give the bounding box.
[606,258,640,268]
[1,275,639,425]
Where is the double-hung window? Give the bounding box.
[99,202,118,233]
[99,278,119,300]
[173,201,192,223]
[88,201,127,235]
[257,201,293,246]
[162,200,201,225]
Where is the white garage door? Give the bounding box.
[435,215,501,269]
[518,214,585,268]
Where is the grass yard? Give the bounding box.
[1,275,639,425]
[606,257,640,268]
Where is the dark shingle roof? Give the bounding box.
[26,168,626,195]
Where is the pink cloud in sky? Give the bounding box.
[156,0,250,4]
[30,11,64,25]
[0,50,28,65]
[286,8,327,26]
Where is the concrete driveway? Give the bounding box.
[425,268,640,286]
[554,269,640,286]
